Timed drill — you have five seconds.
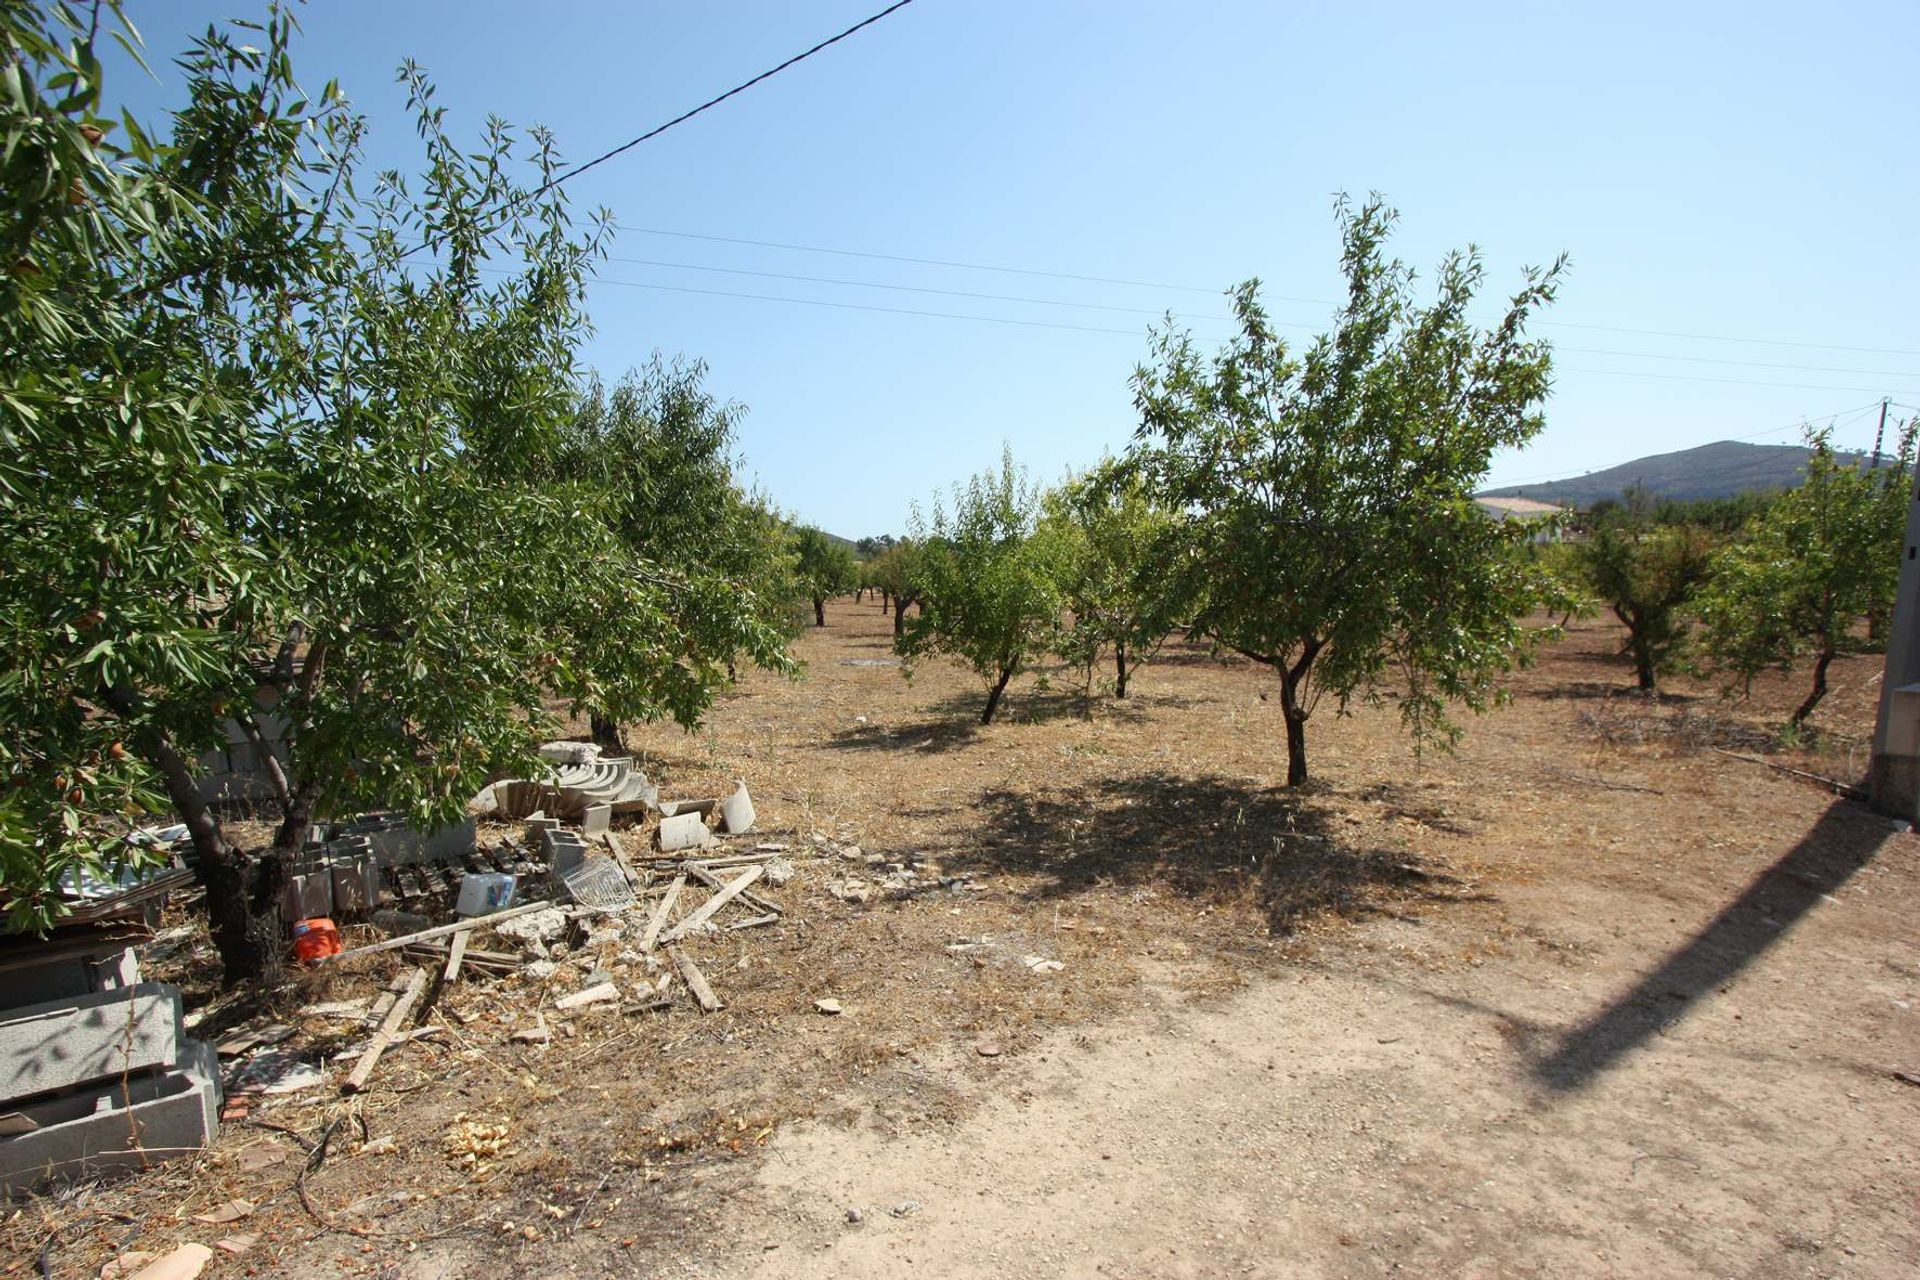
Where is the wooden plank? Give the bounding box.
[638,874,685,953]
[660,865,765,944]
[342,967,427,1093]
[727,912,780,931]
[321,899,560,964]
[442,926,473,983]
[361,970,412,1028]
[684,861,781,917]
[669,947,722,1013]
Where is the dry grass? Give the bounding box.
[1,600,1894,1278]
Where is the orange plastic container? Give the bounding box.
[292,916,342,964]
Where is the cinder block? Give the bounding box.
[0,1039,218,1197]
[0,947,139,1015]
[278,872,333,922]
[329,859,381,916]
[657,812,712,853]
[582,804,612,836]
[0,984,182,1102]
[421,816,476,863]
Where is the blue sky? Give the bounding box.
[113,1,1919,538]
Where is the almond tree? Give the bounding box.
[1698,424,1916,725]
[898,448,1067,724]
[1130,197,1563,785]
[1042,459,1188,698]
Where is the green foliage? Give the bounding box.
[1,1,346,933]
[559,358,799,721]
[1697,425,1916,724]
[1129,196,1564,784]
[1575,515,1717,691]
[0,3,793,975]
[898,448,1066,724]
[792,526,857,626]
[1041,458,1188,698]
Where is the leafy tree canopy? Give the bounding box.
[1130,196,1564,784]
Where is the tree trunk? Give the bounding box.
[272,773,322,854]
[813,596,826,627]
[1633,643,1656,692]
[1792,648,1834,726]
[882,590,892,615]
[233,709,291,811]
[590,712,624,752]
[150,735,286,986]
[1114,641,1130,698]
[981,664,1015,724]
[893,601,908,639]
[1278,671,1309,786]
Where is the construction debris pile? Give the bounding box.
[0,845,220,1196]
[208,748,788,1110]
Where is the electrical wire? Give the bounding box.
[529,1,919,200]
[613,223,1920,358]
[581,272,1920,395]
[608,253,1920,379]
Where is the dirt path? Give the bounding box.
[720,798,1919,1278]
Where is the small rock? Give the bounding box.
[361,1135,398,1155]
[524,959,558,980]
[764,856,796,886]
[495,907,569,947]
[815,998,843,1016]
[191,1198,255,1225]
[846,1207,864,1224]
[890,1200,921,1219]
[974,1040,1003,1058]
[555,982,619,1011]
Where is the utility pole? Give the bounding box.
[1869,441,1920,819]
[1871,398,1890,469]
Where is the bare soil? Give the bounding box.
[6,600,1916,1279]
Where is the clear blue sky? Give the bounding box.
[114,1,1919,538]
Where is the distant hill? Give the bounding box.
[1478,439,1871,508]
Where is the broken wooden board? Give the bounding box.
[639,874,686,953]
[669,947,722,1013]
[342,967,427,1094]
[660,864,765,944]
[684,860,781,918]
[442,926,473,983]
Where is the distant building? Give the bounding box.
[1472,495,1568,543]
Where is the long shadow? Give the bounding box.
[945,770,1484,936]
[1534,798,1889,1091]
[822,685,1167,755]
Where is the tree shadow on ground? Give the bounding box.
[1524,680,1701,705]
[823,685,1171,755]
[944,770,1488,936]
[1533,798,1889,1092]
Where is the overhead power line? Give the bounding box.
[530,1,919,200]
[614,224,1920,359]
[581,272,1920,396]
[609,253,1920,379]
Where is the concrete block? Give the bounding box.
[720,782,756,835]
[278,872,333,923]
[541,830,588,876]
[0,984,182,1102]
[657,812,713,853]
[582,804,612,836]
[0,947,139,1015]
[421,816,476,863]
[329,859,381,916]
[0,1039,218,1196]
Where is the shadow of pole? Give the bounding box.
[1534,799,1890,1092]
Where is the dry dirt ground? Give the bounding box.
[6,599,1918,1279]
